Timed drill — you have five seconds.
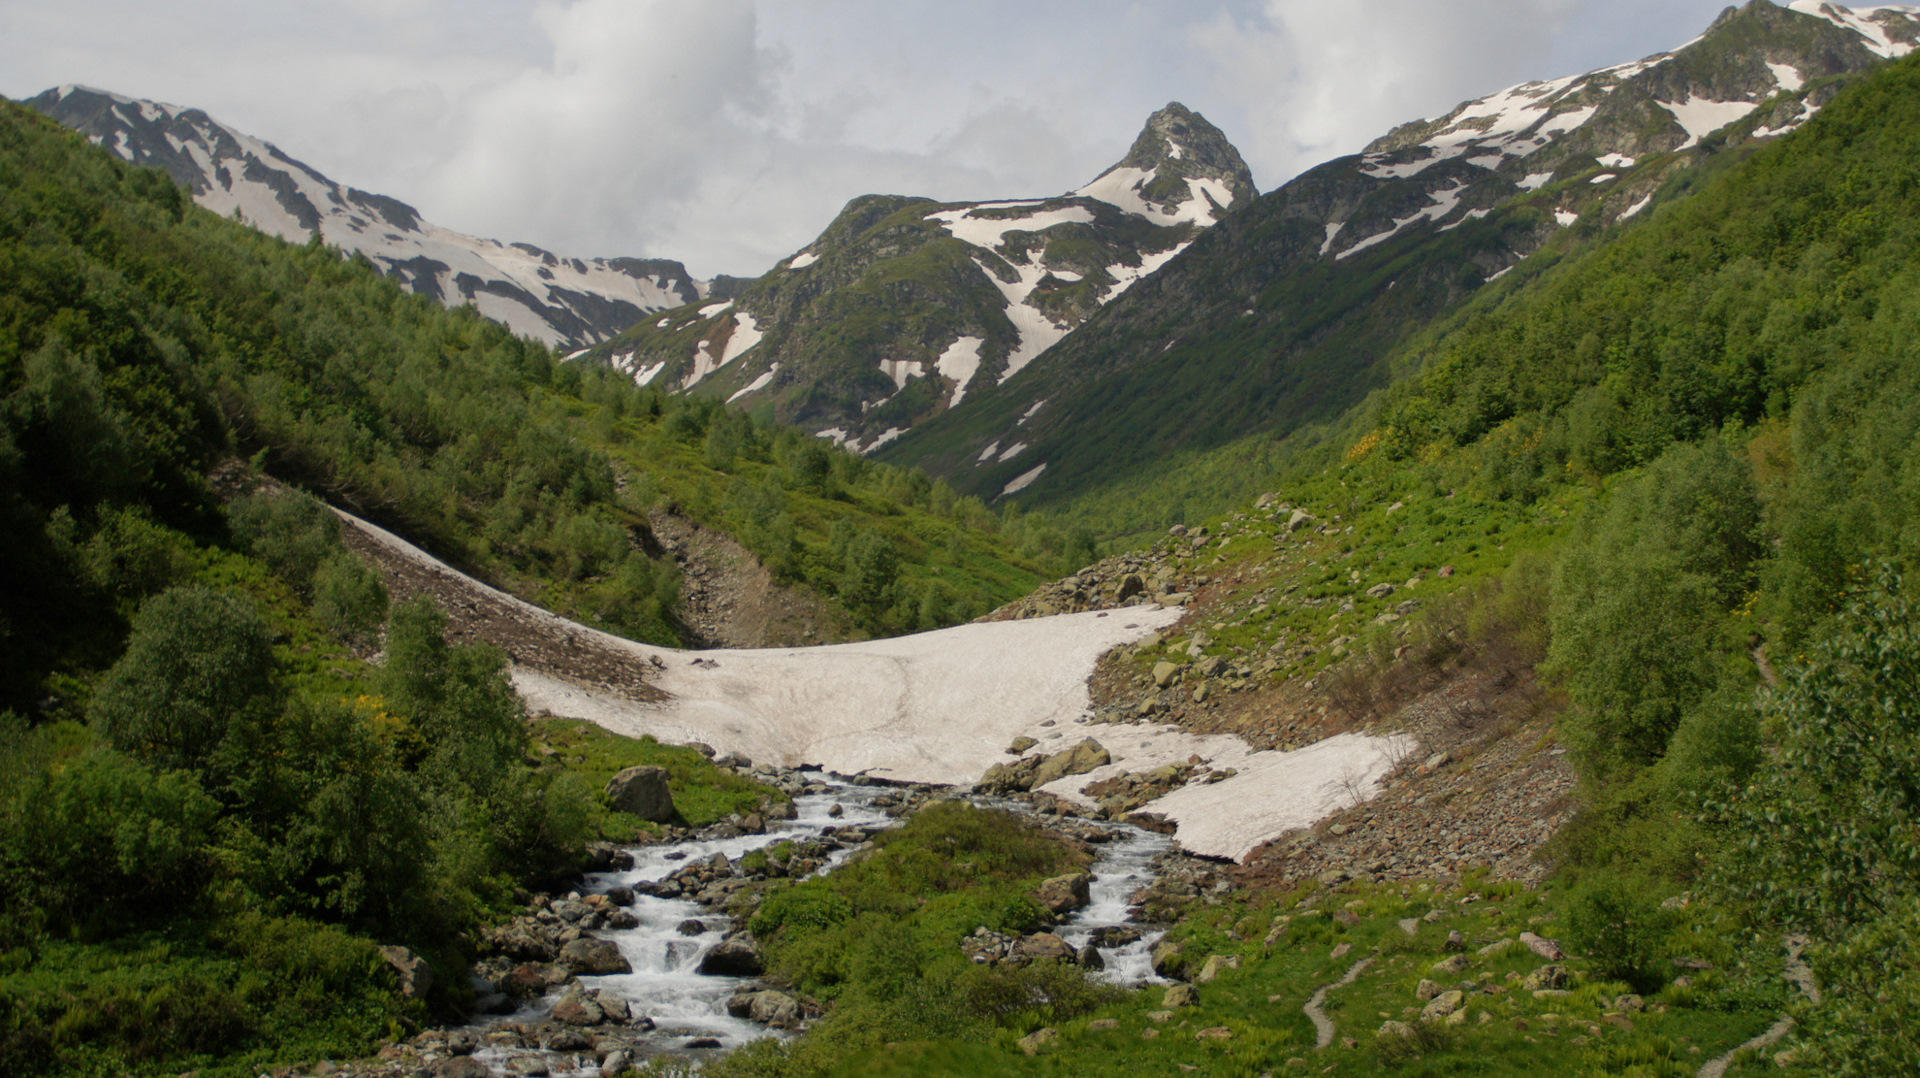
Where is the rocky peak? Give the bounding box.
[1075,102,1256,225]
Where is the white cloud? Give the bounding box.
[0,0,1749,277]
[1189,0,1582,185]
[421,0,773,263]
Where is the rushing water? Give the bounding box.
[467,772,1171,1075]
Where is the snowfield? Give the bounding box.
[342,511,1408,862]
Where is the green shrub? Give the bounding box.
[1562,873,1678,994]
[0,747,218,936]
[89,586,277,774]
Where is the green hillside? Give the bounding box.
[0,98,1063,715]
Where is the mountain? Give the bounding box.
[24,85,704,348]
[579,103,1255,454]
[878,0,1920,509]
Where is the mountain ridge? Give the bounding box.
[24,84,706,349]
[577,102,1256,454]
[878,0,1920,511]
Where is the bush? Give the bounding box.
[1562,873,1678,994]
[0,747,218,936]
[89,586,277,774]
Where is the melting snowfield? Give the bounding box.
[345,512,1407,862]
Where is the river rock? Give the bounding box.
[378,945,434,999]
[1077,943,1105,970]
[551,989,607,1027]
[1016,932,1077,963]
[698,938,764,976]
[436,1059,491,1078]
[599,1051,632,1077]
[1151,940,1187,979]
[1035,872,1092,914]
[558,938,631,976]
[1030,738,1111,787]
[1162,983,1200,1008]
[605,766,676,822]
[727,989,803,1029]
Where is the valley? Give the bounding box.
[4,2,1920,1076]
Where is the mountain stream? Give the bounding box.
[464,772,1174,1076]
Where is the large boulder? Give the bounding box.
[1015,933,1077,963]
[727,989,803,1029]
[605,765,676,821]
[378,945,434,999]
[697,937,765,976]
[1030,739,1111,788]
[1034,873,1092,915]
[558,938,631,976]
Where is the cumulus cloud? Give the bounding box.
[1190,0,1582,184]
[421,0,773,265]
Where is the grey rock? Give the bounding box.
[605,765,676,822]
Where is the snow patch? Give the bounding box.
[1597,152,1636,168]
[1099,243,1191,303]
[1000,463,1047,498]
[699,301,733,318]
[1038,730,1413,861]
[1319,221,1345,256]
[655,317,671,329]
[977,441,1002,464]
[726,363,779,404]
[816,428,850,445]
[1487,266,1513,282]
[1591,172,1617,184]
[1619,193,1655,220]
[998,442,1029,461]
[929,204,1095,249]
[937,337,985,407]
[720,312,763,366]
[865,427,907,452]
[1656,96,1761,149]
[1789,1,1918,59]
[1335,181,1469,260]
[788,250,819,269]
[681,340,720,390]
[878,358,926,391]
[1517,172,1555,191]
[1075,166,1233,225]
[1554,209,1579,227]
[1019,399,1047,424]
[1767,61,1807,93]
[631,361,666,387]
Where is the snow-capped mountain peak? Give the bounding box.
[1074,102,1256,226]
[28,85,704,348]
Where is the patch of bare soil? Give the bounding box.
[1231,664,1574,892]
[645,510,852,649]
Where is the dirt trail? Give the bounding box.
[1697,935,1819,1078]
[1306,956,1375,1049]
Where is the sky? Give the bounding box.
[2,0,1748,278]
